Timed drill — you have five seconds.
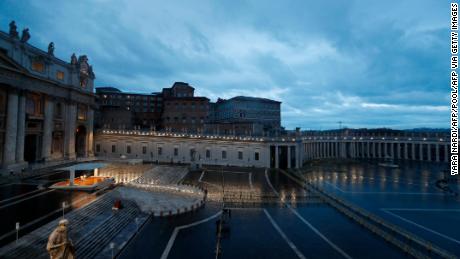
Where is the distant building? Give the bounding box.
[0,21,96,173]
[95,87,163,130]
[161,82,210,134]
[206,96,281,136]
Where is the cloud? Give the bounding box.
[0,0,450,129]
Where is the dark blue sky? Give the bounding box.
[0,0,451,129]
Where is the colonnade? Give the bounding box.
[303,140,450,162]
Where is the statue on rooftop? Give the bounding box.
[46,219,75,259]
[70,53,77,66]
[48,42,55,56]
[9,21,18,38]
[20,28,30,43]
[78,55,89,87]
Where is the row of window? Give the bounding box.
[103,94,162,101]
[96,144,260,161]
[31,61,65,81]
[165,117,206,124]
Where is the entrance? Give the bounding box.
[75,125,87,157]
[24,134,38,163]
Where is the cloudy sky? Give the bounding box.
[0,0,450,130]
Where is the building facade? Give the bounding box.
[95,87,163,130]
[94,129,450,170]
[206,96,281,136]
[0,21,96,174]
[162,82,210,134]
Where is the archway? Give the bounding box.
[24,134,38,163]
[75,125,87,157]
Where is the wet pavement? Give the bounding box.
[1,160,456,258]
[0,169,96,246]
[304,160,460,256]
[119,164,422,259]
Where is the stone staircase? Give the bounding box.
[0,192,144,259]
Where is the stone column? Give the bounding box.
[397,143,401,159]
[419,143,424,161]
[373,142,376,158]
[87,108,94,157]
[411,143,416,160]
[367,142,370,158]
[64,103,77,160]
[275,145,279,168]
[404,143,408,159]
[444,145,449,162]
[3,91,18,166]
[378,142,382,158]
[389,143,394,158]
[435,144,440,162]
[383,142,387,158]
[42,97,54,161]
[335,142,339,158]
[287,146,291,168]
[15,93,26,164]
[427,144,432,162]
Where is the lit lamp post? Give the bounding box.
[110,242,115,259]
[62,202,66,219]
[15,222,19,244]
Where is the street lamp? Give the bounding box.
[62,202,66,219]
[15,222,19,244]
[110,242,115,259]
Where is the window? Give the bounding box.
[255,152,259,161]
[206,149,211,159]
[142,146,147,154]
[77,104,87,120]
[222,150,227,159]
[55,103,62,118]
[96,144,100,152]
[31,61,45,72]
[56,71,65,80]
[238,151,243,160]
[158,147,162,155]
[127,145,131,154]
[174,148,178,156]
[112,145,116,153]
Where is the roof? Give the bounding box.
[227,96,281,103]
[96,87,121,93]
[164,96,209,101]
[171,82,195,89]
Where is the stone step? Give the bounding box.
[76,205,138,258]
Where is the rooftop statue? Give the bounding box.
[46,219,75,259]
[48,42,55,56]
[20,28,30,43]
[70,53,77,66]
[9,20,18,38]
[78,55,89,87]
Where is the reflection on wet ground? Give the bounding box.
[124,163,454,259]
[302,160,460,256]
[1,160,457,258]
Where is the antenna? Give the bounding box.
[337,121,343,129]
